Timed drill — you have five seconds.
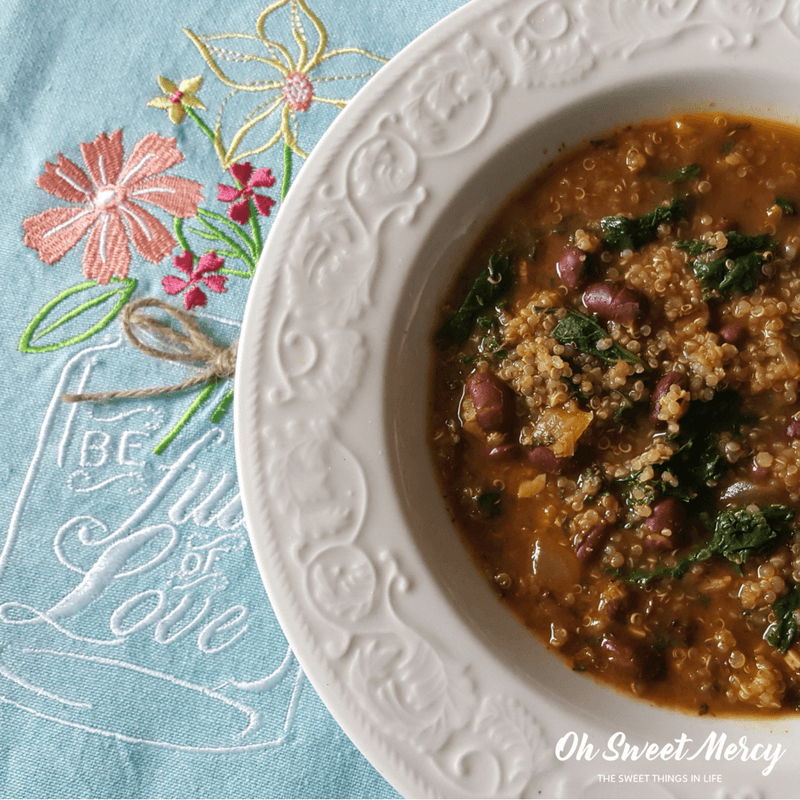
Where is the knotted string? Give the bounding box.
[61,297,237,403]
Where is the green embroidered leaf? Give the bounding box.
[19,278,137,353]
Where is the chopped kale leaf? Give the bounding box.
[437,252,513,345]
[767,584,800,654]
[685,231,774,296]
[602,198,688,251]
[675,239,716,258]
[610,504,795,588]
[776,197,797,215]
[659,164,701,183]
[608,557,695,589]
[704,505,795,565]
[476,490,502,519]
[552,311,643,366]
[661,389,752,502]
[615,469,659,510]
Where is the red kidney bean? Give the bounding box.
[601,636,663,680]
[715,217,739,232]
[526,446,568,474]
[582,282,645,325]
[576,523,608,561]
[466,371,510,431]
[718,322,747,347]
[787,420,800,440]
[556,246,587,289]
[600,636,637,669]
[649,370,688,425]
[751,458,770,478]
[487,443,517,460]
[645,497,686,535]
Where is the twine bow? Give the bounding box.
[61,297,237,403]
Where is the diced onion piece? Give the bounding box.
[532,403,594,457]
[518,474,547,498]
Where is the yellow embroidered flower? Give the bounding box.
[184,0,387,167]
[147,76,207,124]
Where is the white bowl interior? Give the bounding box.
[385,69,800,736]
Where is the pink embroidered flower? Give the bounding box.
[217,162,276,225]
[162,250,227,310]
[23,130,203,284]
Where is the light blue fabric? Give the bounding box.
[0,1,468,796]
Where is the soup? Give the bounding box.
[428,114,800,715]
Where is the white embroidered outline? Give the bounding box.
[0,645,305,753]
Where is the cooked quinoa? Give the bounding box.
[428,114,800,715]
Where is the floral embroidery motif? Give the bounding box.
[183,0,388,166]
[147,76,207,124]
[163,250,227,309]
[20,0,386,454]
[217,163,276,224]
[23,130,203,283]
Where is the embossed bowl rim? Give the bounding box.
[236,1,800,796]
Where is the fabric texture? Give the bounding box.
[0,1,468,796]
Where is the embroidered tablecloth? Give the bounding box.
[0,1,467,796]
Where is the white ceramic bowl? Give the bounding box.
[236,2,800,796]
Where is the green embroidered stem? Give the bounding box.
[153,380,219,455]
[174,217,191,252]
[185,106,215,143]
[281,140,293,201]
[210,388,234,423]
[216,266,252,278]
[197,208,257,254]
[189,222,252,266]
[249,200,263,258]
[191,212,256,271]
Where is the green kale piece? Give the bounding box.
[663,389,752,501]
[610,504,795,588]
[675,239,716,258]
[776,197,796,215]
[767,584,800,654]
[659,164,701,183]
[476,490,502,519]
[602,198,688,251]
[686,231,774,296]
[612,391,751,517]
[615,469,659,511]
[703,505,795,565]
[552,311,643,366]
[437,252,513,346]
[608,559,695,590]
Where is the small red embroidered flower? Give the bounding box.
[22,130,203,283]
[217,162,276,225]
[162,250,227,310]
